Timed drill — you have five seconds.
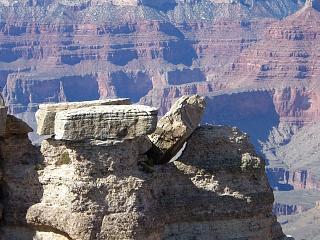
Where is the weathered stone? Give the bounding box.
[5,115,33,137]
[147,95,206,164]
[26,125,286,240]
[54,105,158,141]
[0,98,286,240]
[0,106,7,138]
[36,98,131,136]
[0,115,42,227]
[33,231,69,240]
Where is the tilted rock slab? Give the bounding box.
[36,98,131,136]
[147,95,206,164]
[54,105,158,141]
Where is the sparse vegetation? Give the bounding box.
[56,152,71,166]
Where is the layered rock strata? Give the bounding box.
[36,98,131,136]
[54,105,158,141]
[21,97,286,239]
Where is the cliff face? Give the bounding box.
[265,122,320,192]
[0,96,286,239]
[0,0,307,118]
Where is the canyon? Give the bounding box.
[0,0,319,239]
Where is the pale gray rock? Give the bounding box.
[147,95,206,164]
[54,105,158,141]
[0,98,286,240]
[26,125,286,240]
[36,98,131,136]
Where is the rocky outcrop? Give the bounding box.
[19,97,286,239]
[147,95,205,164]
[0,114,42,233]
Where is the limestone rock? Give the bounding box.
[54,105,158,141]
[26,138,150,240]
[33,232,69,240]
[147,95,206,164]
[0,98,286,239]
[26,124,286,240]
[161,125,285,239]
[36,99,131,136]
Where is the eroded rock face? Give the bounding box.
[36,98,131,136]
[26,124,286,239]
[27,138,149,240]
[0,115,42,233]
[147,95,206,163]
[160,125,285,239]
[0,99,286,239]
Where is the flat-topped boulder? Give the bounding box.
[36,99,131,136]
[54,105,158,141]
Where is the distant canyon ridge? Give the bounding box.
[1,0,320,238]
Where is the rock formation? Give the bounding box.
[0,94,288,239]
[54,105,158,141]
[36,99,131,136]
[1,96,283,240]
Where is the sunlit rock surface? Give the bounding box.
[36,98,131,135]
[17,98,287,239]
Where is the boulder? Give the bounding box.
[147,95,206,164]
[54,105,158,141]
[36,98,131,136]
